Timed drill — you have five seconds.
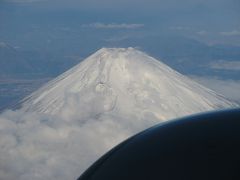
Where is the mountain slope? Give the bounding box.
[1,48,237,180]
[20,48,236,122]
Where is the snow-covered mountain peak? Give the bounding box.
[21,47,237,122]
[85,47,160,66]
[93,47,140,56]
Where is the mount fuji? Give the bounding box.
[21,48,236,122]
[1,48,238,180]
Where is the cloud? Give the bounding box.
[169,26,191,31]
[0,42,8,48]
[81,23,144,29]
[196,30,208,36]
[0,107,161,180]
[104,36,129,42]
[220,30,240,36]
[191,76,240,103]
[209,60,240,71]
[0,74,239,180]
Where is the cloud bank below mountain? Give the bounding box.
[0,109,143,180]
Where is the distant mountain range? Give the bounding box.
[1,35,240,79]
[0,42,81,78]
[0,41,81,111]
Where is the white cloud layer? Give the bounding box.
[220,30,240,36]
[169,26,191,31]
[0,108,160,180]
[81,23,144,29]
[196,30,208,36]
[209,60,240,71]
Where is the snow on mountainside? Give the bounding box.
[0,48,237,180]
[21,47,236,121]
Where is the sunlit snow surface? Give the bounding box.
[0,48,237,180]
[22,48,235,118]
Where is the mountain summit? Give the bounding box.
[21,48,236,121]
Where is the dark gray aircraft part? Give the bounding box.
[77,109,240,180]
